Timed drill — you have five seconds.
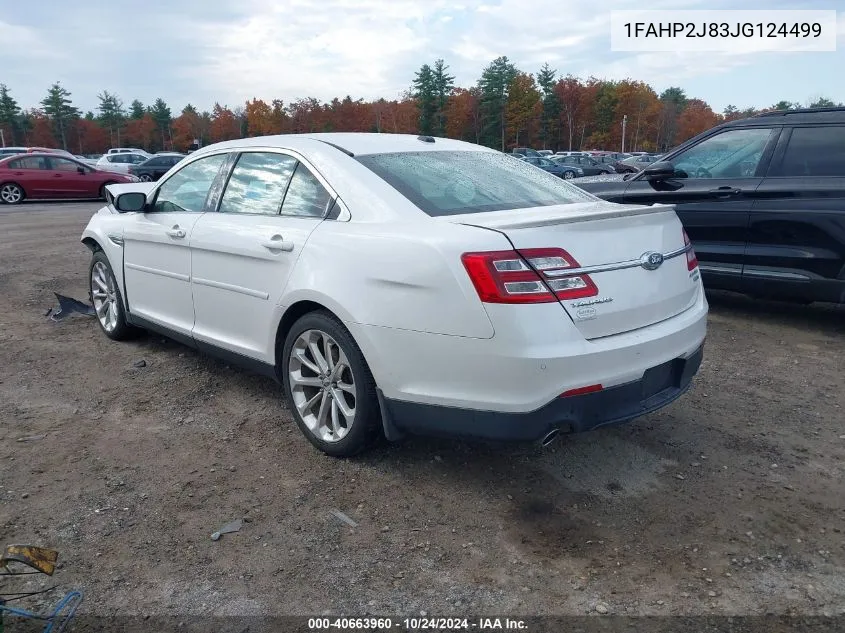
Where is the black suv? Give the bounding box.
[574,108,845,304]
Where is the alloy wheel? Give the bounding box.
[139,174,152,182]
[288,329,357,443]
[91,261,119,333]
[564,171,575,180]
[0,183,23,203]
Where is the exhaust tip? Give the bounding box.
[540,429,559,447]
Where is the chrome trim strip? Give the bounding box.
[544,244,691,278]
[698,264,741,275]
[192,277,270,299]
[125,262,190,282]
[743,268,810,280]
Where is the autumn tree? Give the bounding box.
[0,84,21,145]
[124,113,157,151]
[676,99,719,142]
[209,103,240,142]
[478,56,518,150]
[26,110,57,147]
[505,73,540,147]
[445,87,481,143]
[41,82,79,149]
[245,98,275,136]
[554,75,582,150]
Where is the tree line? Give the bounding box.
[0,57,841,155]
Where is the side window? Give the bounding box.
[9,156,48,170]
[774,126,845,177]
[152,153,228,213]
[50,158,80,172]
[671,128,774,179]
[280,163,333,218]
[218,152,297,215]
[145,158,163,167]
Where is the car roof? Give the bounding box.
[193,133,496,158]
[723,106,845,129]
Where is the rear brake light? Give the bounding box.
[683,230,698,271]
[461,248,598,304]
[560,384,603,398]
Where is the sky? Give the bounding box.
[1,0,843,116]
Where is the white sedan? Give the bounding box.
[81,133,707,456]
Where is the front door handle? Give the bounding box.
[261,234,294,252]
[166,226,186,239]
[53,174,63,178]
[708,186,741,198]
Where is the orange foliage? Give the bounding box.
[124,114,157,151]
[27,112,56,147]
[209,103,240,143]
[72,119,109,153]
[677,99,720,141]
[444,88,480,142]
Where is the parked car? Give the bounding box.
[553,154,615,176]
[512,147,541,157]
[129,153,186,181]
[0,153,136,204]
[96,152,150,173]
[0,146,75,158]
[554,151,588,157]
[536,150,554,156]
[573,107,845,305]
[620,154,660,169]
[521,155,582,179]
[81,133,706,456]
[107,147,151,157]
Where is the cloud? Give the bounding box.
[0,0,841,113]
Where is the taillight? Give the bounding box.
[683,230,698,271]
[461,248,598,304]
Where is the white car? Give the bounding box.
[108,147,151,157]
[95,153,149,173]
[81,133,707,457]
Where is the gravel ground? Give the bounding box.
[1,202,844,626]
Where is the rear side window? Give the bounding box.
[774,126,845,177]
[280,164,333,218]
[219,152,297,216]
[8,156,48,170]
[356,150,596,217]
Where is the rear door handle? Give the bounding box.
[166,226,186,239]
[261,234,294,252]
[708,187,741,198]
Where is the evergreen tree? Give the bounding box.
[129,99,146,119]
[41,81,80,150]
[0,84,21,145]
[478,56,518,150]
[98,90,126,146]
[431,59,455,136]
[413,64,436,135]
[536,63,558,149]
[149,98,172,148]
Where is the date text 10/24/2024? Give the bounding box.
[307,617,528,630]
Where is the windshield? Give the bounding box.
[356,150,596,217]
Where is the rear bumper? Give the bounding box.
[381,344,703,442]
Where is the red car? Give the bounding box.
[0,153,135,204]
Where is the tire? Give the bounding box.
[563,171,575,180]
[0,182,24,204]
[88,250,137,341]
[99,182,116,201]
[139,174,153,182]
[282,310,381,457]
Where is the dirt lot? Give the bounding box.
[1,202,844,625]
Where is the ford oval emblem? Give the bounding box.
[641,251,664,271]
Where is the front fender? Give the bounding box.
[80,208,127,308]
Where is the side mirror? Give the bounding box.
[114,191,147,213]
[77,166,85,174]
[642,160,676,181]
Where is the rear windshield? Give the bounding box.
[356,150,596,217]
